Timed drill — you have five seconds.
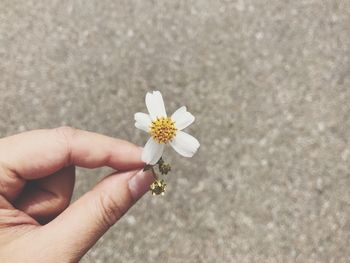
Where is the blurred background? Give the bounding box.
[1,1,350,262]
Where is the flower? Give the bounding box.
[135,91,200,165]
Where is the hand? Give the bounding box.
[0,127,154,262]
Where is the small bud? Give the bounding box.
[150,179,167,195]
[157,157,164,166]
[157,157,171,175]
[159,163,171,175]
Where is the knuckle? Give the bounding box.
[96,192,124,229]
[54,126,77,164]
[55,126,77,140]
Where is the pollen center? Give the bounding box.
[149,117,177,144]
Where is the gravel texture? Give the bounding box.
[1,1,350,262]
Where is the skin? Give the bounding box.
[0,127,154,263]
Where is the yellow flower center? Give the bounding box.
[149,117,177,144]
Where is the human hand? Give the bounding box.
[0,127,154,262]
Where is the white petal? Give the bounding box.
[142,138,164,165]
[170,131,200,158]
[171,106,195,130]
[134,112,151,132]
[145,91,167,120]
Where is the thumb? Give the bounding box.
[39,169,154,261]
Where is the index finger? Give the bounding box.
[0,126,144,180]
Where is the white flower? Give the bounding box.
[135,91,200,165]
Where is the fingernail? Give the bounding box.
[128,169,154,201]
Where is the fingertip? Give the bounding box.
[128,169,154,201]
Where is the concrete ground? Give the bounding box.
[1,0,350,262]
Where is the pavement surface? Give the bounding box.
[1,1,350,262]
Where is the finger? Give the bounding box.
[0,127,144,200]
[38,168,154,261]
[14,166,75,224]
